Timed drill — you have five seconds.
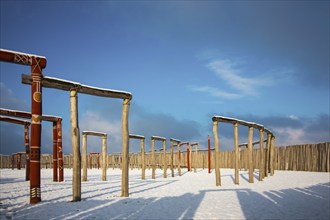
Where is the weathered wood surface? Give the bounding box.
[22,74,132,100]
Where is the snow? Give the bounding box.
[1,168,329,219]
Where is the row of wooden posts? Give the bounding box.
[3,142,329,172]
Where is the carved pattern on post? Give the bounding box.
[57,119,63,182]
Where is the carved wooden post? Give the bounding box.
[102,135,107,181]
[234,122,239,185]
[52,122,58,182]
[259,128,264,181]
[270,136,275,176]
[208,135,211,174]
[248,126,254,183]
[70,89,81,202]
[213,121,221,186]
[121,98,130,197]
[151,138,156,179]
[30,57,43,203]
[163,140,167,178]
[57,119,63,182]
[82,133,87,181]
[24,123,30,181]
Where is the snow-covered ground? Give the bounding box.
[0,168,329,219]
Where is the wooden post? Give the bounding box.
[70,89,81,202]
[259,129,264,181]
[189,144,192,172]
[121,98,130,197]
[178,144,181,176]
[208,135,211,174]
[234,122,239,185]
[82,133,87,181]
[265,133,271,177]
[186,144,190,172]
[17,153,21,169]
[141,138,145,180]
[52,122,58,182]
[270,136,275,176]
[192,143,198,173]
[102,135,107,181]
[30,57,44,203]
[163,140,167,178]
[24,123,30,181]
[170,141,174,177]
[57,119,64,182]
[213,121,221,186]
[151,138,156,179]
[248,126,254,183]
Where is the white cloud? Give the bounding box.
[207,59,272,96]
[80,110,122,153]
[188,85,241,99]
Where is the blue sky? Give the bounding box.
[0,1,329,155]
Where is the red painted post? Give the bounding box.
[208,135,211,173]
[57,119,64,182]
[52,122,58,182]
[30,57,45,204]
[187,144,190,171]
[24,123,30,181]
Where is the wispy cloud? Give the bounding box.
[188,85,241,99]
[207,59,272,96]
[189,58,276,100]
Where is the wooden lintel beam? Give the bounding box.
[129,134,145,140]
[0,49,47,68]
[0,108,61,122]
[0,116,30,125]
[22,74,132,100]
[151,136,166,141]
[82,131,107,137]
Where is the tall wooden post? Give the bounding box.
[82,134,87,181]
[170,141,174,177]
[30,57,43,204]
[121,98,130,197]
[70,89,81,202]
[141,138,145,180]
[234,122,239,185]
[52,122,58,182]
[57,119,64,182]
[213,121,221,186]
[17,153,21,169]
[208,135,211,174]
[11,154,14,170]
[24,123,30,181]
[259,129,264,181]
[248,126,254,183]
[270,136,275,176]
[193,143,198,173]
[151,138,156,179]
[102,135,107,181]
[187,144,191,172]
[265,133,271,177]
[163,140,167,178]
[178,144,181,176]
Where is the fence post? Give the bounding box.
[151,138,156,179]
[141,138,145,180]
[163,140,167,178]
